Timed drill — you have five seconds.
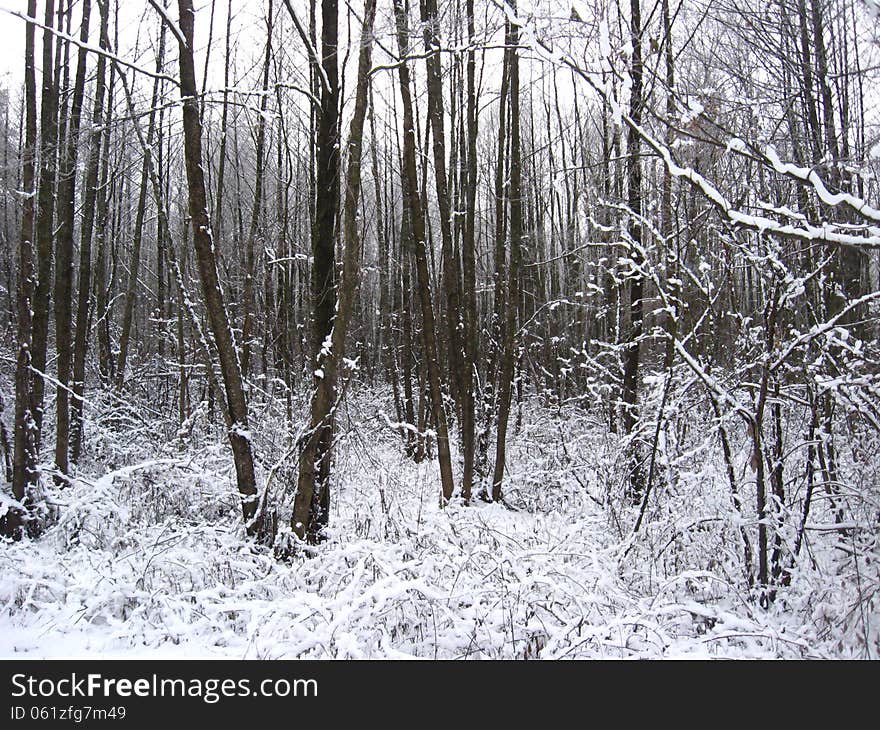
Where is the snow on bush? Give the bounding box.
[1,385,876,659]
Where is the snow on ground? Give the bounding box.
[0,390,874,659]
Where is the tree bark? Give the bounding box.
[173,0,260,536]
[53,0,93,480]
[11,0,39,510]
[621,0,645,500]
[459,0,478,502]
[477,37,509,481]
[70,0,110,464]
[241,1,273,381]
[290,0,376,543]
[31,0,59,451]
[393,0,456,503]
[420,0,465,423]
[492,7,521,503]
[282,0,340,543]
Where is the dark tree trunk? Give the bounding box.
[283,0,341,543]
[173,0,260,536]
[492,7,521,503]
[393,0,456,503]
[53,0,93,481]
[290,0,376,544]
[621,0,645,500]
[11,0,39,511]
[31,0,59,452]
[70,0,110,464]
[460,0,478,502]
[420,0,465,423]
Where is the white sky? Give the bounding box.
[0,1,27,84]
[0,0,876,161]
[0,0,297,93]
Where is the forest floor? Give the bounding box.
[1,379,876,659]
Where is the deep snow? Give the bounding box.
[1,387,876,659]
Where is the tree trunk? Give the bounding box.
[621,0,645,500]
[392,0,456,503]
[115,22,165,391]
[53,0,93,481]
[477,37,509,482]
[491,7,521,503]
[283,0,340,543]
[420,0,465,422]
[291,0,376,544]
[173,0,259,536]
[241,1,273,381]
[31,0,59,451]
[460,0,478,502]
[70,0,110,464]
[11,0,39,513]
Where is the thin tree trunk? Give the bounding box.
[241,1,273,381]
[11,0,39,512]
[53,0,93,480]
[31,0,59,451]
[93,123,115,385]
[70,0,110,464]
[176,219,190,434]
[155,86,168,359]
[460,0,478,502]
[401,221,418,458]
[477,37,509,482]
[370,89,400,439]
[173,0,260,536]
[115,22,166,390]
[393,0,456,503]
[492,7,521,503]
[213,0,233,236]
[621,0,645,499]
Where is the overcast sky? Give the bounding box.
[0,2,27,85]
[0,0,277,96]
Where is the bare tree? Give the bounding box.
[53,0,93,480]
[287,0,378,544]
[393,0,456,503]
[10,0,40,525]
[491,3,522,503]
[70,0,110,464]
[170,0,260,537]
[115,20,166,391]
[31,0,59,451]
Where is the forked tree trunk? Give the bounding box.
[420,0,465,422]
[281,0,340,543]
[491,7,521,503]
[291,0,377,544]
[392,0,456,503]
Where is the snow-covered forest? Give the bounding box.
[0,0,879,659]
